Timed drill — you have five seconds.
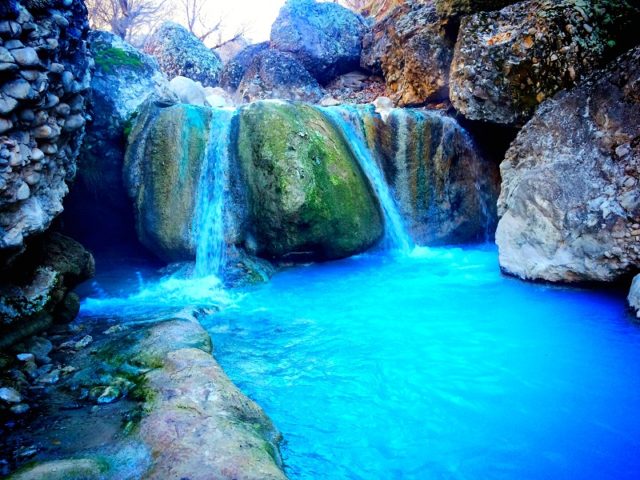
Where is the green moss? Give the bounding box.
[94,46,144,74]
[237,101,383,260]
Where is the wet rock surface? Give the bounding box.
[434,0,518,17]
[496,46,640,282]
[144,22,223,88]
[1,308,286,479]
[450,0,640,126]
[629,275,640,319]
[238,101,384,261]
[236,49,325,104]
[361,1,454,106]
[0,232,94,348]
[60,30,175,250]
[0,0,91,255]
[271,0,368,84]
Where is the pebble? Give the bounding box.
[0,386,22,403]
[37,369,60,385]
[75,335,93,349]
[24,336,53,364]
[11,47,39,67]
[10,403,30,415]
[16,353,35,362]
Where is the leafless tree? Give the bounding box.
[178,0,247,48]
[86,0,169,43]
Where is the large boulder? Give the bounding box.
[60,30,175,249]
[351,106,499,244]
[219,42,269,92]
[236,49,324,104]
[496,46,640,283]
[450,0,640,126]
[629,275,640,319]
[0,232,94,348]
[0,0,91,257]
[143,22,223,87]
[434,0,518,17]
[237,101,383,261]
[361,1,454,106]
[270,0,368,84]
[124,102,212,262]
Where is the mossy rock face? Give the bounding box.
[125,103,212,262]
[237,101,383,260]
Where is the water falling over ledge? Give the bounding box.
[193,108,237,279]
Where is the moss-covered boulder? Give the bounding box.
[238,101,383,260]
[124,103,211,262]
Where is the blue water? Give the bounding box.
[200,246,640,480]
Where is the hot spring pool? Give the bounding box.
[197,246,640,480]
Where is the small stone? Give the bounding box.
[0,21,22,37]
[33,125,54,139]
[25,172,41,186]
[96,386,121,404]
[616,144,631,158]
[10,403,30,415]
[11,47,39,67]
[63,114,85,132]
[0,47,14,63]
[74,335,93,349]
[16,182,30,200]
[3,79,31,99]
[16,353,35,362]
[37,369,60,385]
[0,118,12,134]
[30,148,44,161]
[0,93,18,114]
[0,386,22,404]
[24,336,53,364]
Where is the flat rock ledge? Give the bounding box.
[4,308,287,480]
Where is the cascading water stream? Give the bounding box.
[193,108,236,278]
[319,106,414,254]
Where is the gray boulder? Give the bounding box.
[144,22,223,87]
[270,0,368,84]
[219,42,269,92]
[236,49,324,103]
[450,0,640,126]
[496,46,640,282]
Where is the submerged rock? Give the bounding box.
[236,49,324,104]
[270,0,368,84]
[496,46,640,282]
[361,1,454,106]
[144,22,223,87]
[9,458,108,480]
[449,0,640,125]
[60,30,175,249]
[238,101,383,261]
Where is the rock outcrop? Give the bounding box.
[219,42,269,92]
[0,0,91,256]
[629,275,640,319]
[271,0,368,84]
[60,30,174,248]
[144,22,223,88]
[124,102,212,262]
[361,1,454,106]
[450,0,640,126]
[328,105,499,244]
[0,232,94,348]
[236,49,324,104]
[496,46,640,282]
[434,0,518,17]
[238,101,383,261]
[4,309,286,479]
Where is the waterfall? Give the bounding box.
[193,108,235,278]
[320,106,413,254]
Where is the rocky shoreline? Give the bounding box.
[1,307,286,480]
